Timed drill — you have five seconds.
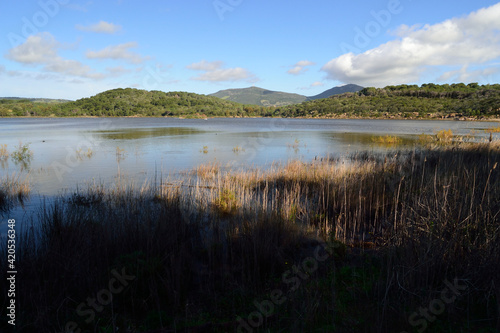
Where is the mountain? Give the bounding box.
[2,84,499,119]
[209,84,365,106]
[210,86,307,106]
[0,97,70,103]
[307,84,364,100]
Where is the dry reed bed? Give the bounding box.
[1,142,500,332]
[0,173,30,210]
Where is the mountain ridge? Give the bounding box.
[1,83,499,118]
[210,84,364,106]
[307,84,364,100]
[210,86,307,106]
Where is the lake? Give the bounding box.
[0,117,499,233]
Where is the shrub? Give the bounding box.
[11,142,33,165]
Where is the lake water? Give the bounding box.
[1,117,499,234]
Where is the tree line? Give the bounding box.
[1,84,499,118]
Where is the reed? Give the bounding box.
[485,126,500,133]
[372,134,403,145]
[0,144,8,159]
[436,128,454,142]
[0,173,30,210]
[10,142,33,168]
[2,142,500,332]
[76,147,95,160]
[232,145,244,153]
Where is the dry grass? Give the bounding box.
[0,173,30,210]
[372,134,403,145]
[436,128,454,142]
[232,145,245,153]
[76,147,94,160]
[485,126,500,133]
[3,141,500,332]
[0,144,8,159]
[191,161,221,180]
[418,132,435,144]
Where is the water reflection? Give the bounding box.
[330,132,418,146]
[0,118,498,196]
[1,117,500,235]
[92,127,208,140]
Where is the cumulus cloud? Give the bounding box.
[86,42,149,64]
[76,21,122,34]
[5,32,103,79]
[187,60,224,72]
[288,60,315,75]
[322,3,500,87]
[5,32,58,64]
[187,60,257,82]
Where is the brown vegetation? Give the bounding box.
[1,142,500,332]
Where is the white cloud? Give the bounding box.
[86,42,149,64]
[298,81,325,90]
[288,60,315,75]
[76,21,122,34]
[438,65,499,83]
[187,60,224,72]
[5,32,103,79]
[5,32,58,64]
[322,3,500,87]
[187,60,257,82]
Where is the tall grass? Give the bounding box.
[372,134,402,145]
[0,144,8,159]
[485,126,500,133]
[2,142,500,332]
[0,173,30,210]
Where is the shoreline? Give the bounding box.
[2,114,500,122]
[2,142,500,332]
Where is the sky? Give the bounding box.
[0,0,499,100]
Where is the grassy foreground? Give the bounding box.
[1,142,500,332]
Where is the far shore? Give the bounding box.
[2,114,500,122]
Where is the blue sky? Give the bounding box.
[1,0,499,100]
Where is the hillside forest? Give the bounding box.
[1,83,499,119]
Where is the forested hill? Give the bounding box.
[210,86,307,106]
[275,83,500,118]
[62,88,249,117]
[307,83,364,100]
[0,88,268,117]
[1,84,500,119]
